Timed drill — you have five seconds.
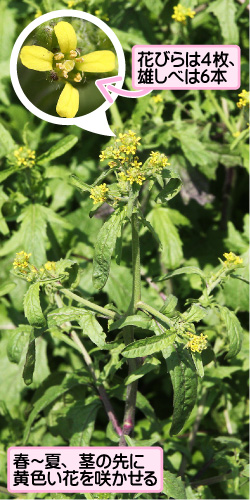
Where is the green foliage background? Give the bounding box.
[0,0,249,499]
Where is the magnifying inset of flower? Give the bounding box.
[20,20,116,118]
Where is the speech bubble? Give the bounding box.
[10,10,126,136]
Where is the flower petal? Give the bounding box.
[75,51,116,72]
[56,83,79,118]
[20,46,53,71]
[54,21,77,54]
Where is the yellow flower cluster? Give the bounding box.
[119,167,146,186]
[99,131,141,164]
[172,4,196,23]
[223,252,243,266]
[90,184,109,204]
[13,252,57,282]
[152,95,163,104]
[186,332,208,353]
[44,261,57,272]
[13,251,31,272]
[237,89,249,109]
[147,151,170,174]
[13,147,36,169]
[35,9,42,18]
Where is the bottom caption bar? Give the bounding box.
[8,446,163,493]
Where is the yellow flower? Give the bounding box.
[13,146,36,169]
[186,332,208,353]
[90,184,109,204]
[232,131,241,138]
[223,252,243,266]
[172,4,196,24]
[35,9,42,18]
[152,95,163,104]
[44,261,56,272]
[20,21,116,118]
[13,251,31,273]
[237,89,250,109]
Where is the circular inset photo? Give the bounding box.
[17,17,118,118]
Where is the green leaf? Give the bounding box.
[122,332,176,358]
[23,371,89,443]
[139,210,162,248]
[0,4,17,61]
[24,283,46,328]
[207,0,239,44]
[70,174,92,192]
[0,281,15,297]
[182,304,207,323]
[23,329,36,386]
[0,167,17,182]
[109,314,152,332]
[125,357,161,384]
[191,351,204,378]
[163,471,187,500]
[220,306,243,359]
[147,207,183,269]
[7,325,33,364]
[160,294,178,314]
[0,123,16,158]
[78,312,106,348]
[69,398,101,446]
[156,266,206,284]
[93,207,126,290]
[37,134,78,164]
[48,306,106,348]
[166,346,198,435]
[157,174,182,202]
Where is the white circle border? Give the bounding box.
[10,10,126,125]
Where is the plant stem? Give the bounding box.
[60,288,117,319]
[109,101,123,129]
[136,301,173,328]
[71,330,123,437]
[55,293,122,437]
[119,212,141,445]
[205,90,234,134]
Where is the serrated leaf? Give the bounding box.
[220,306,243,359]
[48,306,106,348]
[23,372,89,443]
[139,210,162,248]
[109,314,152,332]
[160,294,178,314]
[37,134,78,164]
[157,266,206,285]
[122,332,176,358]
[182,304,207,322]
[157,175,182,202]
[147,207,183,269]
[166,346,198,435]
[93,207,126,290]
[24,283,46,328]
[78,312,106,348]
[163,471,187,500]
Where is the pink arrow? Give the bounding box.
[96,76,152,104]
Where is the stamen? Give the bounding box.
[54,52,64,61]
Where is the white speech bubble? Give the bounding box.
[10,10,126,136]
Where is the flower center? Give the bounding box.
[53,50,83,83]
